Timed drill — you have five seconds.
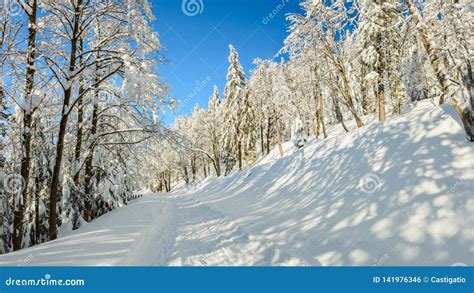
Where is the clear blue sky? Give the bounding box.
[152,0,302,124]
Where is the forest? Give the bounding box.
[0,0,472,256]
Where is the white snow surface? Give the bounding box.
[0,101,472,266]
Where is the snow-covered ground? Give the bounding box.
[0,101,472,266]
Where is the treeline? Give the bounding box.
[144,0,472,192]
[0,0,168,253]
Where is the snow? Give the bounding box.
[0,101,472,266]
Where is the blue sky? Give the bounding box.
[152,0,303,124]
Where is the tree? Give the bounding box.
[12,0,40,251]
[0,0,168,253]
[291,116,306,149]
[42,0,163,239]
[222,45,254,171]
[405,0,472,140]
[206,86,223,176]
[357,0,406,120]
[286,1,365,128]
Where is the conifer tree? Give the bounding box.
[222,45,253,171]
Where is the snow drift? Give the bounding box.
[0,101,472,266]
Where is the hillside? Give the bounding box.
[0,101,472,266]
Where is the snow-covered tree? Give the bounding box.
[291,116,306,149]
[222,45,255,171]
[357,0,407,120]
[205,86,223,176]
[405,0,472,139]
[285,0,365,128]
[0,0,169,252]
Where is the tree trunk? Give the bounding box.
[376,33,386,122]
[14,0,37,251]
[333,97,349,133]
[314,108,320,139]
[49,0,84,241]
[167,170,171,191]
[157,176,162,193]
[203,161,207,178]
[211,130,221,176]
[378,82,386,122]
[360,75,371,115]
[315,82,327,138]
[34,174,40,245]
[212,154,221,177]
[340,69,364,127]
[84,102,98,222]
[464,59,473,141]
[390,68,404,115]
[274,114,284,157]
[49,93,70,240]
[451,1,473,136]
[266,117,271,155]
[328,72,350,133]
[238,140,243,170]
[182,166,189,185]
[73,38,84,185]
[191,155,196,182]
[215,156,221,177]
[0,74,5,165]
[321,109,327,138]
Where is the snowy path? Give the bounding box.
[0,196,179,266]
[0,102,472,266]
[0,193,308,266]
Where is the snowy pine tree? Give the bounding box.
[291,116,306,149]
[222,45,254,171]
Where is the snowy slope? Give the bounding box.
[0,101,472,266]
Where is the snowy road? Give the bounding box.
[0,196,179,266]
[0,194,309,266]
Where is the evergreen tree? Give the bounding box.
[291,116,306,149]
[222,45,254,171]
[358,0,406,120]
